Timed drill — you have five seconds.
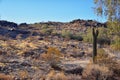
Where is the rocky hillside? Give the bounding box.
[0,19,106,39]
[0,19,119,80]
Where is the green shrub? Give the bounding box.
[111,36,120,51]
[107,21,120,51]
[41,24,49,29]
[70,34,83,41]
[41,28,53,35]
[61,30,83,41]
[107,21,120,37]
[97,27,110,45]
[61,30,73,39]
[97,38,110,46]
[82,28,93,43]
[51,30,59,36]
[82,27,110,45]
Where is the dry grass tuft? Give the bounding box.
[88,48,120,79]
[18,70,29,79]
[96,49,120,76]
[82,62,113,80]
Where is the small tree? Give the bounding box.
[94,0,120,51]
[94,0,120,21]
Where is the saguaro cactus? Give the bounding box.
[92,28,99,63]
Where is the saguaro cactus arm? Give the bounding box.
[96,29,99,37]
[92,28,95,35]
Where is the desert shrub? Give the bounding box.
[41,24,49,29]
[82,63,113,80]
[97,38,111,46]
[96,57,120,78]
[70,34,83,41]
[111,36,120,51]
[97,27,111,46]
[96,48,115,65]
[41,47,63,67]
[41,28,53,35]
[95,48,109,64]
[61,30,83,41]
[97,48,106,56]
[32,23,42,28]
[107,21,120,37]
[82,27,111,46]
[61,30,73,39]
[96,48,120,77]
[82,28,93,43]
[107,21,120,51]
[51,30,60,36]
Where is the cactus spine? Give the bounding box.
[92,28,99,63]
